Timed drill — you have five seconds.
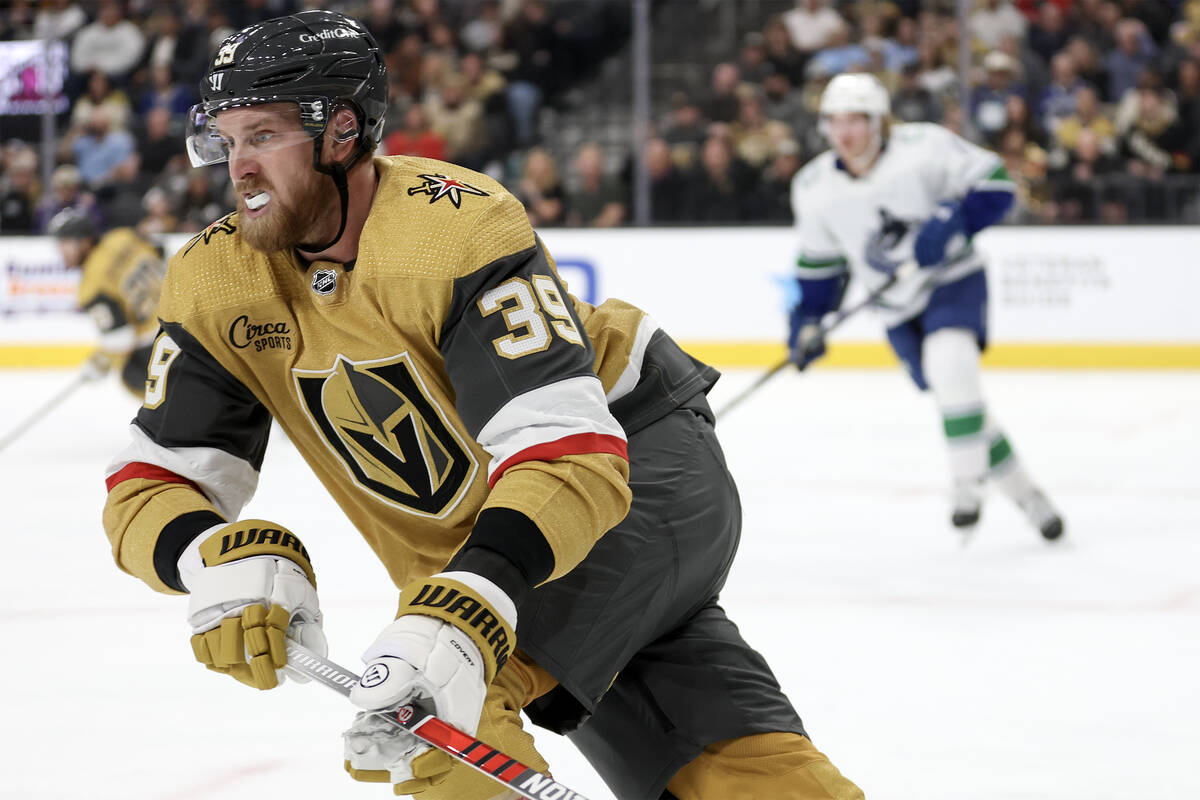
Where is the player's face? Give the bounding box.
[215,104,338,253]
[56,237,87,268]
[826,112,875,162]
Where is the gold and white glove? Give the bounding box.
[343,571,516,795]
[180,519,326,690]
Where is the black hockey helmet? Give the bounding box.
[185,10,387,169]
[48,208,98,241]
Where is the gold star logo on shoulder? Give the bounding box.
[407,173,489,208]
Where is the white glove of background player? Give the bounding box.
[343,571,517,794]
[180,519,326,690]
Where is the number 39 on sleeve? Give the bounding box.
[476,274,583,359]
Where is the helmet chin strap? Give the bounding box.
[297,133,368,256]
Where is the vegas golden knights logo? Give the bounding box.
[294,353,477,517]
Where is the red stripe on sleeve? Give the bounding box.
[488,432,628,488]
[105,462,199,492]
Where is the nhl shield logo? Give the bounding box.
[311,268,338,295]
[294,353,477,517]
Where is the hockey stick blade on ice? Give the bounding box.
[283,641,591,800]
[715,260,921,420]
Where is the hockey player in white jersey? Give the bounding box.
[787,73,1063,540]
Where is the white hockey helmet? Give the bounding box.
[819,73,890,118]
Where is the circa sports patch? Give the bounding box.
[407,173,489,208]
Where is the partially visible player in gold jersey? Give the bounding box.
[49,210,164,396]
[100,11,863,800]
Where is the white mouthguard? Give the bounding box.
[245,192,270,210]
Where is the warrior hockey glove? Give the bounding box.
[913,200,966,267]
[180,519,326,690]
[344,571,516,795]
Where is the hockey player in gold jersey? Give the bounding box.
[50,210,164,395]
[101,12,863,800]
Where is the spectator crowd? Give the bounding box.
[2,0,1199,235]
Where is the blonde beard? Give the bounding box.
[239,170,337,253]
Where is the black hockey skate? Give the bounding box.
[951,480,983,530]
[1018,489,1064,541]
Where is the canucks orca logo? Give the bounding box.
[864,208,921,275]
[407,173,489,208]
[294,353,477,517]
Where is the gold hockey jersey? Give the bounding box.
[102,156,717,596]
[78,227,164,356]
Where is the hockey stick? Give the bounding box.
[714,261,920,420]
[283,641,592,800]
[0,368,93,453]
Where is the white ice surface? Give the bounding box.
[1,367,1197,800]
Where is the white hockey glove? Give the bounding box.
[343,571,516,794]
[180,519,326,690]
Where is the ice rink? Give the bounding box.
[1,365,1197,800]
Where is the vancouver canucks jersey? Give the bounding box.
[790,122,1013,327]
[102,156,717,596]
[78,227,164,357]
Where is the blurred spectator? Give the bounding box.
[739,33,775,85]
[731,93,784,169]
[1105,19,1159,101]
[643,137,692,224]
[71,70,131,133]
[1119,83,1190,178]
[1028,3,1077,65]
[663,93,709,149]
[96,153,151,230]
[1038,52,1089,131]
[515,147,566,227]
[1003,94,1049,148]
[1,0,35,39]
[0,146,39,233]
[425,73,487,169]
[33,0,87,41]
[1064,36,1110,99]
[176,171,226,232]
[971,51,1028,142]
[998,127,1050,219]
[503,0,560,146]
[362,0,407,54]
[703,62,744,124]
[806,21,871,78]
[459,51,512,166]
[762,71,815,136]
[1051,85,1118,156]
[72,106,135,190]
[688,134,753,223]
[782,0,846,55]
[892,60,943,122]
[137,108,183,177]
[137,63,194,120]
[915,38,959,99]
[1174,58,1200,160]
[566,143,626,227]
[385,105,448,161]
[763,15,807,84]
[70,0,146,85]
[142,9,210,91]
[137,187,177,238]
[752,138,803,223]
[969,0,1028,50]
[461,0,504,54]
[1047,127,1123,220]
[34,165,101,234]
